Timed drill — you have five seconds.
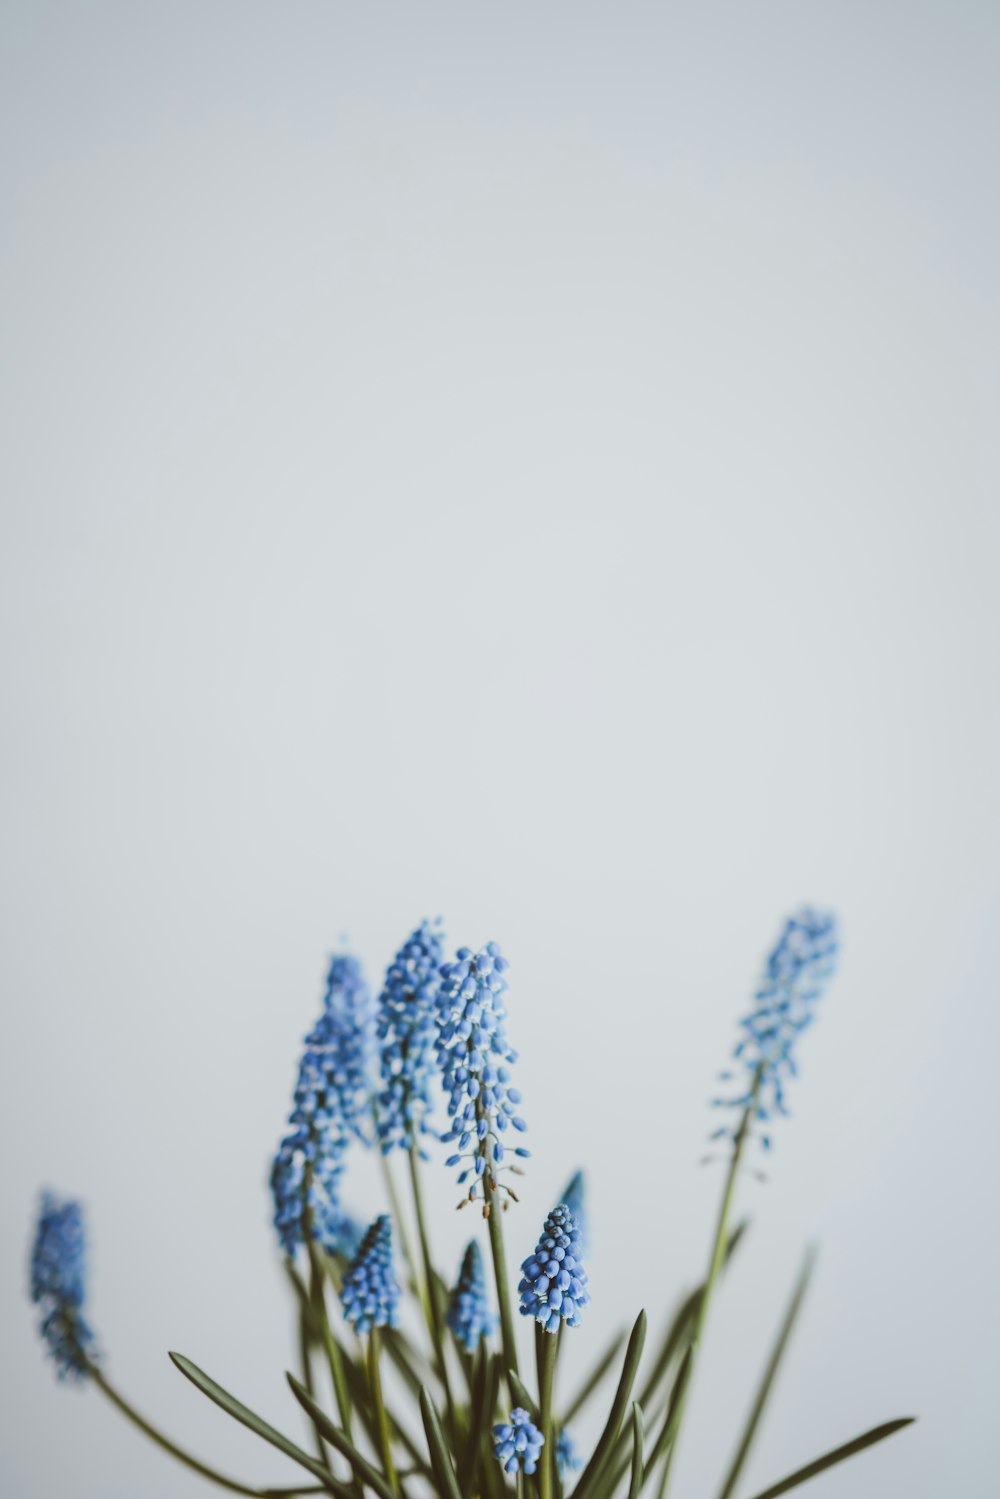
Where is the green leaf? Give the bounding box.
[420,1387,464,1499]
[168,1353,348,1499]
[627,1405,645,1499]
[641,1346,691,1487]
[286,1374,396,1499]
[459,1349,500,1499]
[508,1369,541,1424]
[561,1329,627,1425]
[571,1309,647,1499]
[743,1419,916,1499]
[715,1248,816,1499]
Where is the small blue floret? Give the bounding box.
[493,1408,544,1475]
[518,1202,590,1333]
[339,1215,401,1334]
[30,1192,98,1380]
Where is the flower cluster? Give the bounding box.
[446,1240,496,1352]
[518,1203,590,1333]
[557,1429,582,1477]
[437,942,529,1204]
[271,953,373,1255]
[712,906,840,1148]
[376,920,445,1155]
[493,1409,544,1475]
[30,1193,97,1380]
[339,1215,400,1334]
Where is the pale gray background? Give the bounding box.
[2,3,998,1496]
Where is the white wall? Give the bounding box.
[2,5,998,1496]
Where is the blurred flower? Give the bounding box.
[712,907,840,1148]
[493,1409,544,1475]
[437,942,529,1203]
[30,1193,98,1380]
[518,1202,590,1333]
[556,1429,582,1477]
[271,952,373,1255]
[560,1169,588,1259]
[376,920,445,1154]
[446,1240,496,1352]
[339,1215,400,1334]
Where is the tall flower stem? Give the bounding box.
[306,1238,354,1441]
[90,1366,302,1497]
[367,1328,400,1497]
[661,1081,759,1497]
[484,1160,519,1380]
[536,1324,558,1499]
[373,1107,424,1310]
[407,1146,456,1430]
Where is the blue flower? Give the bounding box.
[518,1203,590,1333]
[556,1429,582,1477]
[712,907,840,1149]
[560,1170,588,1260]
[271,952,373,1256]
[493,1409,544,1475]
[30,1193,98,1380]
[446,1240,496,1352]
[339,1215,400,1334]
[437,942,529,1204]
[376,920,445,1155]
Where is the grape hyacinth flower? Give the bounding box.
[712,906,840,1149]
[493,1409,544,1476]
[556,1429,582,1478]
[437,941,529,1206]
[560,1169,588,1259]
[30,1193,98,1380]
[271,952,373,1256]
[375,920,445,1155]
[446,1240,496,1352]
[340,1215,401,1334]
[518,1203,590,1333]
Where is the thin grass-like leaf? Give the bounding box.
[715,1248,816,1499]
[508,1369,541,1424]
[287,1374,396,1499]
[459,1349,500,1498]
[743,1419,915,1499]
[570,1310,647,1499]
[627,1405,645,1499]
[419,1388,464,1499]
[168,1353,347,1499]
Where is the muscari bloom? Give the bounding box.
[30,1192,98,1380]
[376,920,445,1155]
[518,1202,590,1333]
[556,1429,582,1478]
[339,1215,400,1334]
[437,942,529,1205]
[560,1169,588,1259]
[271,953,374,1256]
[493,1409,544,1476]
[446,1240,496,1352]
[712,906,840,1149]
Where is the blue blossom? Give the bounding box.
[560,1170,588,1260]
[376,920,445,1155]
[556,1429,582,1477]
[30,1193,98,1380]
[712,907,840,1149]
[271,952,373,1256]
[493,1409,544,1475]
[446,1240,496,1352]
[518,1203,590,1333]
[339,1215,400,1334]
[437,942,529,1204]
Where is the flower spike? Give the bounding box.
[712,906,840,1148]
[493,1408,544,1475]
[437,941,529,1204]
[339,1215,401,1334]
[446,1240,496,1352]
[375,920,445,1154]
[518,1202,590,1333]
[30,1192,98,1380]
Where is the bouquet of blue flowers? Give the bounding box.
[29,908,913,1499]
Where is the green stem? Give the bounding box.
[91,1366,303,1497]
[407,1146,457,1431]
[536,1325,558,1499]
[660,1081,759,1496]
[306,1240,354,1441]
[376,1132,424,1310]
[297,1287,329,1469]
[368,1328,400,1497]
[484,1166,519,1380]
